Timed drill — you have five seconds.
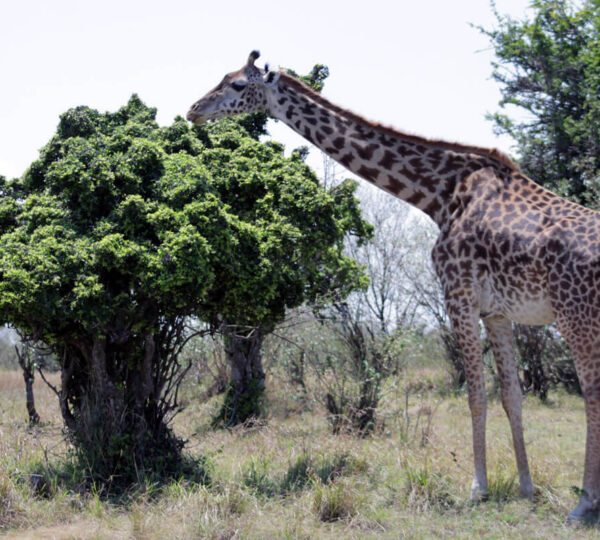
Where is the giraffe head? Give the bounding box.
[186,50,280,125]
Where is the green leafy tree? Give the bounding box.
[200,119,371,426]
[0,98,226,485]
[285,64,330,93]
[481,0,600,207]
[0,92,369,480]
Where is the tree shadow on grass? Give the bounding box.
[16,449,212,506]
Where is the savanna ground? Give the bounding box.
[0,356,597,539]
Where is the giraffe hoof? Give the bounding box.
[568,497,599,524]
[519,480,534,500]
[470,483,488,502]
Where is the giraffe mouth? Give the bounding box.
[186,109,207,125]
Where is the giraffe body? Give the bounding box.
[187,51,600,521]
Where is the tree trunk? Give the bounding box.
[22,367,40,425]
[215,329,266,426]
[15,344,40,425]
[57,329,189,489]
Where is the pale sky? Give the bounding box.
[0,0,532,180]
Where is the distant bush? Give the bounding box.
[513,324,580,399]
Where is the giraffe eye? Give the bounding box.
[231,82,246,92]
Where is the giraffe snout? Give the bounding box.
[186,107,205,125]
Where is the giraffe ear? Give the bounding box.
[263,70,280,87]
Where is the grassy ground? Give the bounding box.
[0,365,598,539]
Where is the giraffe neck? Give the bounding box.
[268,73,517,227]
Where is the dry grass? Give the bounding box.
[0,366,598,539]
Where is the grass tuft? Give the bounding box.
[403,460,457,512]
[241,457,278,497]
[194,485,248,539]
[312,478,364,522]
[314,451,369,484]
[281,453,314,492]
[0,473,22,527]
[241,450,369,498]
[487,470,518,504]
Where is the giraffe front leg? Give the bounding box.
[567,374,600,522]
[447,302,488,500]
[567,392,600,522]
[483,315,533,499]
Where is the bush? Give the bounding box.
[514,324,579,399]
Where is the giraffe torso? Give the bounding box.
[433,165,600,327]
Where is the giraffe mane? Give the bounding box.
[278,72,520,172]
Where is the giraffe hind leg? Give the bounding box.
[567,394,600,522]
[483,315,534,499]
[550,312,600,522]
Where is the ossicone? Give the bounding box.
[247,50,260,66]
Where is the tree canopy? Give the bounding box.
[0,95,369,346]
[482,0,600,207]
[0,93,370,481]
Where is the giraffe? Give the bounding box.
[187,50,600,521]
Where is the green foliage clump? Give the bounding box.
[482,0,600,207]
[2,98,215,338]
[285,64,330,93]
[196,120,370,330]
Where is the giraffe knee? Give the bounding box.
[582,389,600,422]
[500,383,522,412]
[583,386,600,402]
[500,396,524,425]
[468,393,487,416]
